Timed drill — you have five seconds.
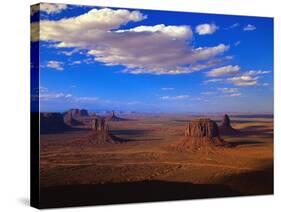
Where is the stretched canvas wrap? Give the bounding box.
[30,2,274,209]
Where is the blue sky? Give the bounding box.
[31,3,273,113]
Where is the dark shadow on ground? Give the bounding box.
[111,129,153,136]
[232,114,273,119]
[40,127,91,135]
[108,118,137,122]
[239,126,273,138]
[231,120,273,124]
[221,126,273,142]
[110,134,161,143]
[242,125,270,131]
[39,180,242,209]
[174,119,273,125]
[221,163,273,195]
[110,134,132,143]
[227,140,265,147]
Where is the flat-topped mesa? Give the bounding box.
[171,118,227,151]
[185,119,220,138]
[63,109,89,126]
[67,108,89,118]
[219,114,239,135]
[63,112,84,126]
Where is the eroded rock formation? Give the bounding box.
[64,109,89,118]
[88,118,116,144]
[63,111,84,126]
[172,118,227,151]
[219,114,239,135]
[185,119,220,137]
[63,109,88,126]
[106,111,128,121]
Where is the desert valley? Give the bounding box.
[38,109,273,208]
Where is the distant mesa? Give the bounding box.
[40,112,70,134]
[219,114,240,135]
[63,109,88,126]
[106,111,129,121]
[79,109,89,116]
[64,108,89,118]
[171,118,228,152]
[63,112,84,126]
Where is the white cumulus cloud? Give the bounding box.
[196,23,218,35]
[31,8,229,75]
[243,24,256,31]
[116,24,192,39]
[46,61,64,71]
[227,74,258,86]
[207,65,240,77]
[246,70,271,75]
[226,70,271,86]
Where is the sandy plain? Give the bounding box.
[39,114,273,208]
